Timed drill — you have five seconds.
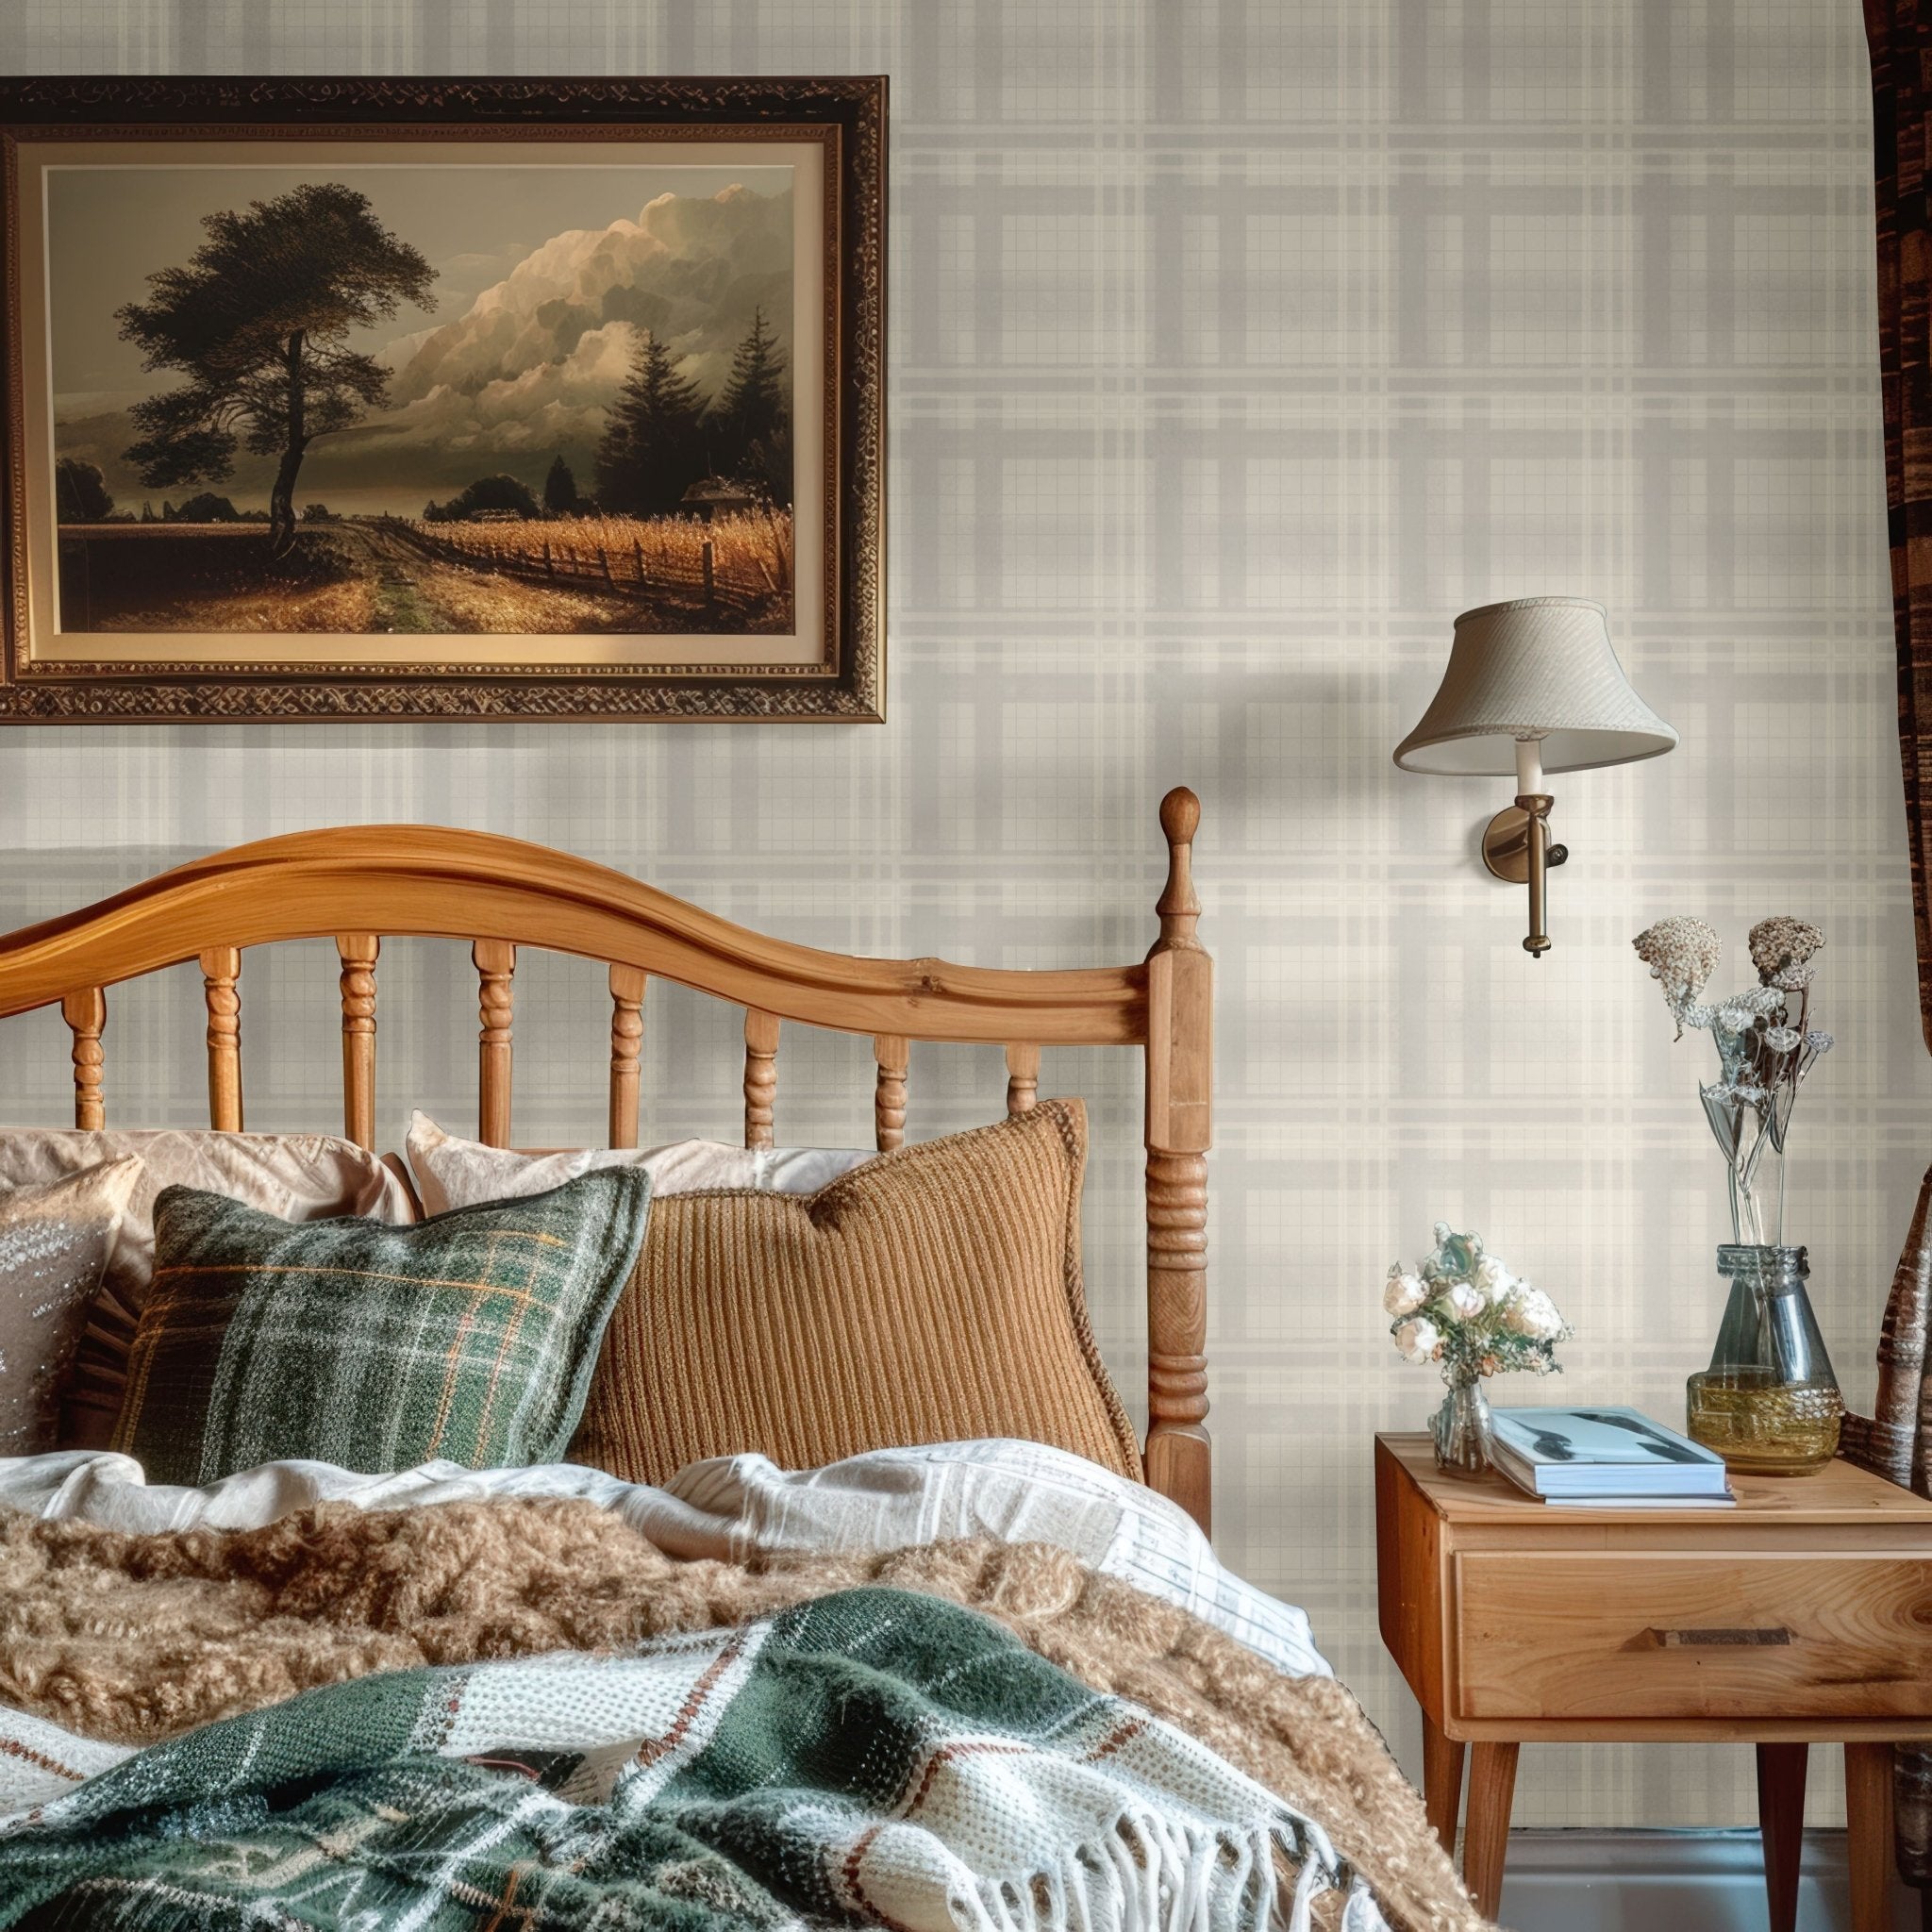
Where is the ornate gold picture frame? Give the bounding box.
[0,77,885,722]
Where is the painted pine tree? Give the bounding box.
[595,331,706,515]
[711,306,791,506]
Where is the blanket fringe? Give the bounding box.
[962,1805,1367,1932]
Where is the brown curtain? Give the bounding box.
[1868,0,1932,1053]
[1858,0,1932,1889]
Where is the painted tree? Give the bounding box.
[595,329,706,515]
[426,474,541,523]
[710,306,791,506]
[54,458,113,524]
[117,183,435,557]
[542,453,581,515]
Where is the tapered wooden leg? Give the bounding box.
[1421,1712,1464,1856]
[1846,1741,1895,1932]
[1462,1740,1519,1922]
[1756,1741,1807,1932]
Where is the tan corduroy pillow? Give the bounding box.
[570,1098,1141,1484]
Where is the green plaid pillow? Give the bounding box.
[113,1170,652,1484]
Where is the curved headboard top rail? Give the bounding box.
[0,824,1146,1045]
[0,789,1213,1533]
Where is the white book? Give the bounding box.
[1488,1406,1730,1496]
[1537,1490,1738,1508]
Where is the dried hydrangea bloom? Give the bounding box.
[1772,960,1816,991]
[1633,916,1721,1007]
[1765,1026,1801,1053]
[1748,916,1824,984]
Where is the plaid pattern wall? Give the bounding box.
[115,1170,651,1481]
[0,0,1917,1829]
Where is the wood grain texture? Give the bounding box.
[0,791,1214,1524]
[1375,1437,1448,1724]
[1846,1740,1896,1932]
[1005,1041,1040,1115]
[1142,788,1212,1535]
[59,986,104,1130]
[872,1034,908,1151]
[473,939,515,1148]
[335,933,378,1153]
[0,826,1145,1045]
[1457,1552,1932,1722]
[1756,1742,1807,1932]
[1377,1430,1932,1929]
[199,946,242,1132]
[1381,1430,1932,1528]
[1461,1741,1518,1921]
[742,1008,779,1150]
[1421,1712,1463,1857]
[608,964,645,1149]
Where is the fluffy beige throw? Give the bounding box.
[0,1499,1490,1932]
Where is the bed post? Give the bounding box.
[1144,787,1212,1536]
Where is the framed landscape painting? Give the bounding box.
[0,77,885,722]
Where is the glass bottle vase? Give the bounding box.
[1684,1244,1842,1475]
[1430,1372,1494,1480]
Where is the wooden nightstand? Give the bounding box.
[1375,1431,1932,1928]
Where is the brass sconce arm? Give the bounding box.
[1481,793,1569,958]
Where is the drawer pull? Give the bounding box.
[1645,1625,1792,1648]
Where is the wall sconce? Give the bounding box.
[1392,598,1676,957]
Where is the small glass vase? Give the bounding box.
[1430,1373,1493,1480]
[1685,1244,1843,1476]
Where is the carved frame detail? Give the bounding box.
[0,75,886,723]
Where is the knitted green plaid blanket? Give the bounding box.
[0,1586,1382,1932]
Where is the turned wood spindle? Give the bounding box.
[473,940,515,1148]
[60,987,106,1131]
[336,933,379,1152]
[200,947,243,1132]
[1154,784,1203,953]
[743,1008,779,1150]
[1005,1042,1040,1116]
[1143,786,1212,1534]
[608,965,646,1149]
[873,1035,908,1151]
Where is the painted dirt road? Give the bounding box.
[54,518,789,637]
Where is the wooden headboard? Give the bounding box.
[0,789,1215,1531]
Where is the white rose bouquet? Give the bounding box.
[1385,1222,1570,1385]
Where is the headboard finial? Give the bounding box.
[1154,787,1202,952]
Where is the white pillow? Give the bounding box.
[0,1128,416,1318]
[0,1158,143,1456]
[404,1110,874,1218]
[0,1126,420,1451]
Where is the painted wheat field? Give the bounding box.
[45,161,801,645]
[56,510,795,636]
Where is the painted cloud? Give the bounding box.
[57,181,794,512]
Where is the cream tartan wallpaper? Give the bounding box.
[0,0,1920,1832]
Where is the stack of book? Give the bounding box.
[1488,1406,1735,1507]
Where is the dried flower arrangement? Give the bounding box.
[1384,1223,1570,1385]
[1632,915,1833,1245]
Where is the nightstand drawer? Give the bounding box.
[1456,1552,1932,1722]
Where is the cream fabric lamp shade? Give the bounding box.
[1392,596,1677,777]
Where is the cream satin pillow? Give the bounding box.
[0,1158,143,1456]
[0,1128,418,1446]
[404,1110,874,1218]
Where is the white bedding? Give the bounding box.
[0,1435,1327,1680]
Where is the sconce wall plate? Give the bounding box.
[1481,807,1569,883]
